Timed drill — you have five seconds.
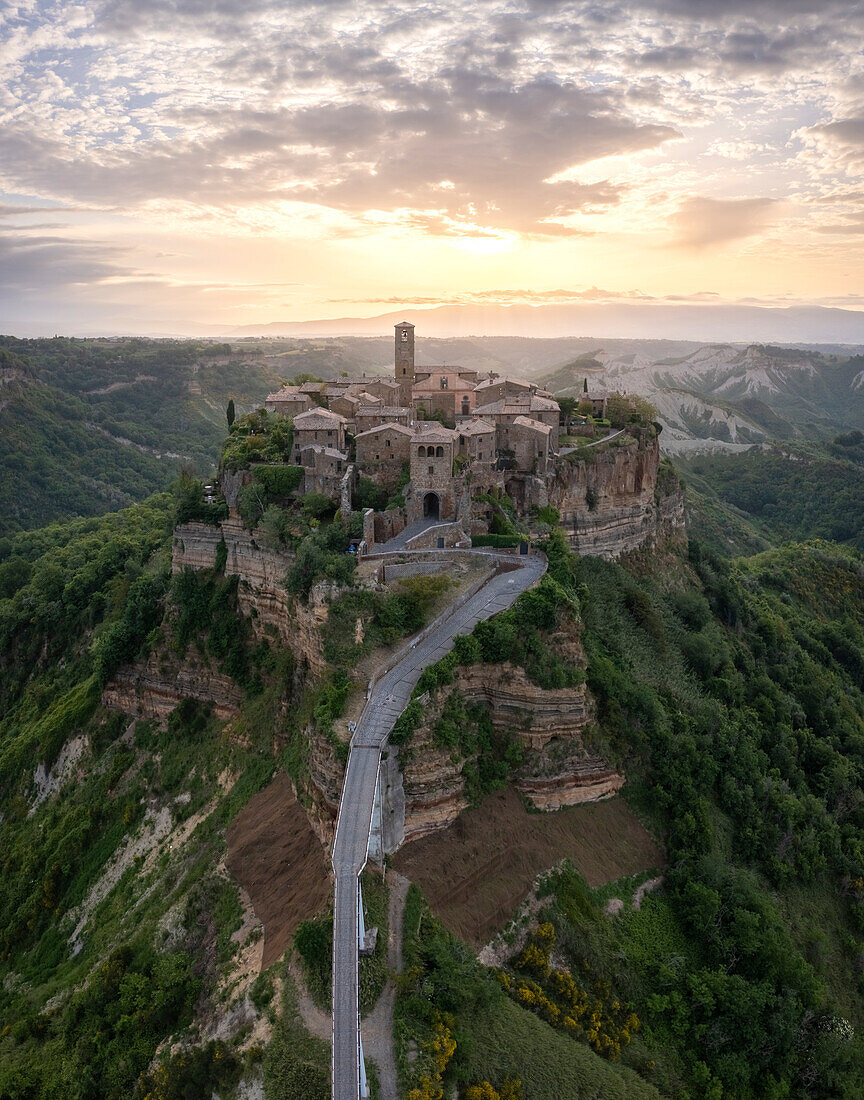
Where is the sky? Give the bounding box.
[2,0,864,336]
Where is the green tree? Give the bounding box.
[226,398,235,427]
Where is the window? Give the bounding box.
[418,445,426,457]
[440,376,448,390]
[375,454,380,461]
[428,466,434,475]
[436,446,444,457]
[385,439,390,447]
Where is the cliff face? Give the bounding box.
[395,622,622,844]
[103,648,245,722]
[172,519,326,674]
[547,432,685,559]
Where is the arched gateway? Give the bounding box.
[423,492,440,520]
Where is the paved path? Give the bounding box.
[331,550,546,1100]
[361,872,410,1100]
[378,518,439,552]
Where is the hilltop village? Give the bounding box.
[251,321,663,551]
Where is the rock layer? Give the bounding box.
[548,432,685,559]
[103,649,245,722]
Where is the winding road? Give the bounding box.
[330,547,547,1100]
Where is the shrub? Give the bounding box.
[354,477,389,512]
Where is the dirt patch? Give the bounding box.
[392,787,662,946]
[225,772,331,969]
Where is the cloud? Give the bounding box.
[330,287,659,306]
[669,196,781,248]
[0,62,679,235]
[0,230,131,291]
[807,117,864,165]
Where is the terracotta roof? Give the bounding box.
[412,374,476,393]
[266,384,303,399]
[300,444,347,460]
[474,375,531,391]
[355,405,410,417]
[474,394,559,416]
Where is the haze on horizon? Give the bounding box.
[2,0,864,339]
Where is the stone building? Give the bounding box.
[354,423,413,489]
[292,407,347,462]
[300,445,348,497]
[395,320,415,407]
[498,416,553,474]
[456,418,497,469]
[265,385,314,417]
[412,367,479,421]
[409,424,458,521]
[361,378,402,404]
[472,394,561,437]
[473,375,543,403]
[354,405,412,435]
[581,390,608,418]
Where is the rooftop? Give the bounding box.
[458,418,496,435]
[354,422,414,439]
[293,407,348,428]
[512,415,552,434]
[355,404,410,417]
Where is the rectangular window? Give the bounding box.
[375,454,379,460]
[428,466,434,475]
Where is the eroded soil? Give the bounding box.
[225,772,331,969]
[391,787,662,946]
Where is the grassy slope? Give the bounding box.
[460,996,661,1100]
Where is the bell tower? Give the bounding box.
[394,320,414,408]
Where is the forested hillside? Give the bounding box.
[680,431,864,557]
[0,337,301,536]
[1,469,864,1097]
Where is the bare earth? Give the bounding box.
[225,772,331,969]
[391,787,663,946]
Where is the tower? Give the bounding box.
[394,321,414,408]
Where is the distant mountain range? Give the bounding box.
[224,302,864,345]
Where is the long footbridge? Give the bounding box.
[330,546,546,1099]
